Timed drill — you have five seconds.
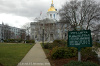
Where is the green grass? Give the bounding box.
[0,43,34,66]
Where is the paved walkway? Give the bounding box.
[17,43,51,66]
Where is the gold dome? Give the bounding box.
[48,6,56,12]
[48,0,56,12]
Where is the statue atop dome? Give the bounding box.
[48,0,56,12]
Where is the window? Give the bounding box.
[54,14,55,19]
[50,14,52,18]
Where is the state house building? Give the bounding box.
[30,0,68,42]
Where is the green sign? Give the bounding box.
[68,30,92,50]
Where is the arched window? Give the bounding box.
[50,14,52,18]
[54,14,55,19]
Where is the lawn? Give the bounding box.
[0,43,34,66]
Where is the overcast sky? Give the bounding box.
[0,0,100,28]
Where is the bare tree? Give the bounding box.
[2,24,11,40]
[20,29,26,40]
[59,0,100,30]
[92,24,100,41]
[22,22,30,40]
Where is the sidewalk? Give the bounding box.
[17,43,51,66]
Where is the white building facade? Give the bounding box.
[30,0,68,42]
[10,27,21,39]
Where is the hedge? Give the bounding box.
[50,47,77,59]
[64,61,99,66]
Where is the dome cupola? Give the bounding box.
[48,0,56,12]
[47,0,58,21]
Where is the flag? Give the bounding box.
[40,11,42,16]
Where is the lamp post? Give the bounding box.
[1,24,4,42]
[27,27,30,40]
[42,22,44,47]
[64,29,67,40]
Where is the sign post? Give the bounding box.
[78,50,81,61]
[68,30,92,61]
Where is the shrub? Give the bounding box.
[50,47,77,59]
[16,39,23,43]
[81,47,97,61]
[43,43,49,49]
[4,39,23,43]
[96,39,99,41]
[93,42,100,48]
[50,40,67,49]
[26,40,35,43]
[43,43,53,49]
[63,61,99,66]
[43,40,67,49]
[53,40,67,46]
[4,39,14,43]
[8,39,14,42]
[51,47,66,59]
